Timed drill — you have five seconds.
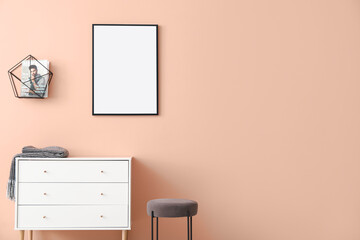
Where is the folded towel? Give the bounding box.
[22,146,69,157]
[7,146,69,201]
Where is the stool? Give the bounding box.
[147,199,198,240]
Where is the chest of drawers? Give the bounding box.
[14,157,131,239]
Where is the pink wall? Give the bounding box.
[1,0,360,239]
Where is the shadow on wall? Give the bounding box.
[33,158,177,240]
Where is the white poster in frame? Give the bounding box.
[92,24,158,115]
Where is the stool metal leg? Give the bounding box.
[156,217,159,240]
[151,211,154,240]
[187,216,189,240]
[151,212,159,240]
[190,216,192,240]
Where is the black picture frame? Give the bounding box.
[92,24,158,115]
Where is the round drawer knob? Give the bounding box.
[43,193,47,196]
[43,170,47,173]
[43,216,46,219]
[100,193,104,196]
[100,215,103,218]
[100,170,104,173]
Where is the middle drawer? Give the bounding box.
[18,183,129,205]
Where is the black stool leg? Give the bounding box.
[151,211,159,240]
[151,211,154,240]
[156,217,159,240]
[190,216,192,240]
[187,216,190,240]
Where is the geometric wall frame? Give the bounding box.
[8,55,53,98]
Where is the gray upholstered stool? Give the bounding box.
[147,199,198,240]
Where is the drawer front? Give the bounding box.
[17,205,128,228]
[18,183,128,205]
[18,161,128,182]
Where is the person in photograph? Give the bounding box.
[28,65,45,96]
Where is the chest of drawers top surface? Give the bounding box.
[16,157,132,161]
[15,157,132,230]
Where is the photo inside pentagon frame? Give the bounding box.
[20,59,50,98]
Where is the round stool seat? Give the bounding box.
[147,198,198,218]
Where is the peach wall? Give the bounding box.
[1,0,360,239]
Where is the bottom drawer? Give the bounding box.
[17,205,128,229]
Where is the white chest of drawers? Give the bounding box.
[14,157,131,240]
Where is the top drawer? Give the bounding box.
[18,160,129,183]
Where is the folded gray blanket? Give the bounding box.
[7,146,69,201]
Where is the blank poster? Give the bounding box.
[93,24,158,115]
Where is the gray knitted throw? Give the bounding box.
[7,146,69,201]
